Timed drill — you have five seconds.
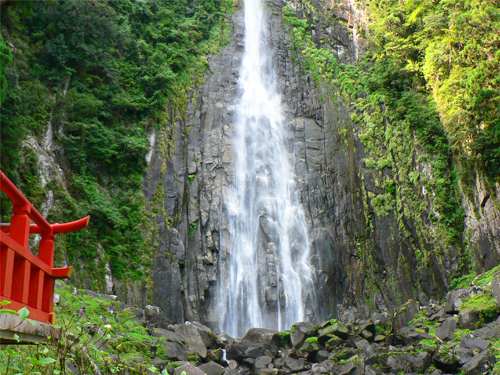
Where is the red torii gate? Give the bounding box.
[0,170,88,325]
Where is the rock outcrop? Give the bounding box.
[142,0,500,327]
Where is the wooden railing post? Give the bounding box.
[10,203,32,304]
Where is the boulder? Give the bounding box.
[318,320,349,339]
[435,318,457,341]
[163,342,189,361]
[284,357,307,372]
[172,323,208,358]
[198,361,225,375]
[174,364,206,375]
[253,355,273,369]
[191,321,216,349]
[459,311,481,330]
[460,334,490,351]
[461,350,497,375]
[243,328,278,344]
[409,352,431,373]
[215,332,235,347]
[432,345,459,372]
[393,300,419,329]
[290,322,314,347]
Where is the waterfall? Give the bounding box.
[218,0,316,337]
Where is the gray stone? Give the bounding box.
[393,300,419,329]
[454,346,474,365]
[473,325,499,339]
[460,334,490,351]
[491,276,500,305]
[435,318,457,341]
[284,357,307,372]
[174,364,206,375]
[290,322,314,348]
[254,355,273,369]
[172,323,208,358]
[461,350,497,375]
[459,311,481,330]
[243,328,278,344]
[409,352,431,373]
[198,361,225,375]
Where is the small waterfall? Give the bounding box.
[218,0,316,337]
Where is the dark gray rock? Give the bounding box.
[226,340,254,360]
[491,276,500,305]
[175,364,206,375]
[198,361,225,375]
[473,324,499,339]
[318,320,349,339]
[454,346,474,365]
[215,332,235,347]
[191,321,216,349]
[408,352,431,373]
[284,357,307,373]
[460,334,491,351]
[254,356,273,369]
[432,345,459,372]
[243,328,279,344]
[163,342,189,361]
[435,318,457,341]
[393,300,419,329]
[461,350,497,375]
[459,311,481,330]
[290,322,314,348]
[245,343,278,359]
[315,350,329,363]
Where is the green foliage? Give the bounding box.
[305,336,319,344]
[0,0,232,283]
[367,0,500,182]
[460,293,500,321]
[0,33,12,104]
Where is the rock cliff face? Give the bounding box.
[142,0,500,329]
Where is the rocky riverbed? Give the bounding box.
[54,271,500,375]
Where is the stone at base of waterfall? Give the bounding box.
[435,317,457,341]
[290,322,314,347]
[215,332,235,347]
[174,364,205,375]
[461,350,497,375]
[243,328,279,343]
[198,361,225,375]
[393,300,419,329]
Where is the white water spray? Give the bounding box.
[218,0,316,337]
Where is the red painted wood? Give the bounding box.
[28,266,42,309]
[2,247,15,298]
[41,274,53,314]
[1,169,88,325]
[0,297,50,323]
[38,237,54,268]
[52,267,74,279]
[0,232,52,274]
[9,210,31,248]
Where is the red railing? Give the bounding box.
[0,170,88,324]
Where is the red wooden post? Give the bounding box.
[1,246,15,298]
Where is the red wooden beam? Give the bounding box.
[0,170,51,233]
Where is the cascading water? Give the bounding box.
[218,0,316,337]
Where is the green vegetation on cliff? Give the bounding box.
[282,0,499,305]
[0,0,232,287]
